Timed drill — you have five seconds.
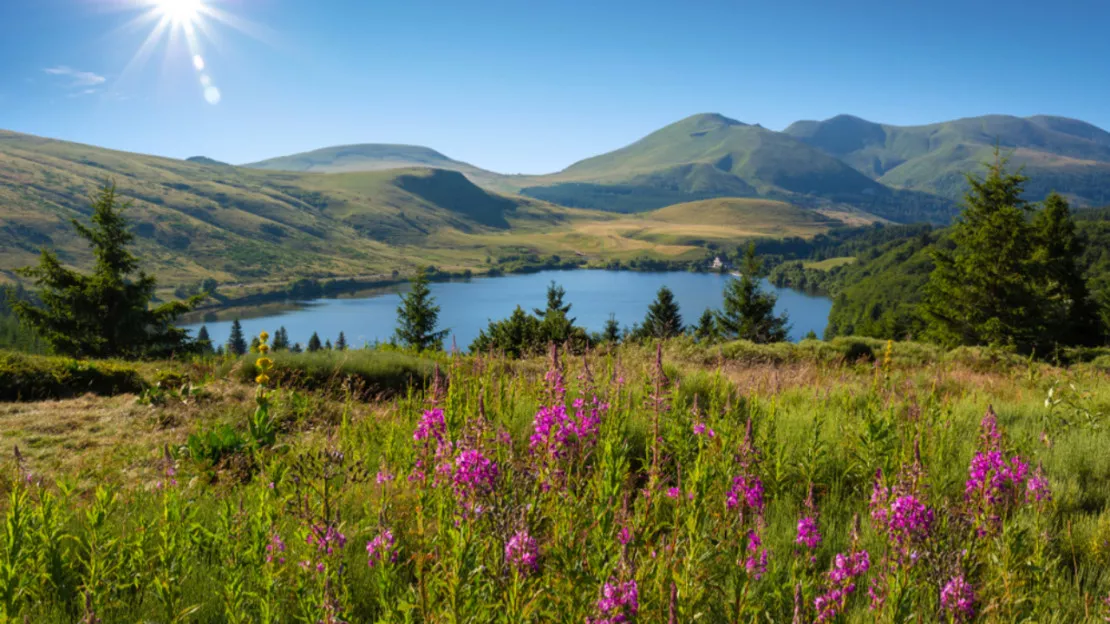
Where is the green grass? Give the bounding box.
[0,349,145,401]
[803,256,857,270]
[220,348,437,397]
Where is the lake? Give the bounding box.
[187,270,832,350]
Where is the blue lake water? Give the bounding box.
[187,270,831,350]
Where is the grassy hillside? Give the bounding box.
[785,114,1110,205]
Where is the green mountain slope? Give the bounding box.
[0,130,556,287]
[785,114,1110,205]
[517,113,953,222]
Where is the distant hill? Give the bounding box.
[185,156,230,166]
[784,114,1110,206]
[516,113,954,222]
[0,130,561,286]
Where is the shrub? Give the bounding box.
[0,350,146,401]
[220,349,435,397]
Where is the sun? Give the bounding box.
[155,0,204,26]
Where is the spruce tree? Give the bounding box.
[1032,193,1103,346]
[534,281,576,343]
[335,331,348,350]
[395,267,448,351]
[470,305,544,357]
[603,314,622,344]
[640,286,684,339]
[716,244,789,343]
[271,326,290,351]
[227,319,248,356]
[290,342,303,353]
[11,183,199,358]
[924,154,1044,350]
[307,332,322,352]
[534,281,574,322]
[195,325,214,354]
[694,308,718,343]
[249,336,261,353]
[324,338,332,350]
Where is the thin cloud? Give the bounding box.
[44,66,107,88]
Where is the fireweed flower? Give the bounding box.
[796,516,822,550]
[366,529,397,568]
[1026,465,1051,503]
[375,470,395,485]
[813,550,870,623]
[504,530,539,575]
[693,422,716,438]
[665,487,681,500]
[618,526,633,546]
[265,532,286,565]
[940,574,976,622]
[965,449,1036,533]
[413,408,447,443]
[743,529,770,580]
[590,578,638,624]
[452,448,499,514]
[870,471,934,562]
[306,524,347,556]
[726,475,765,517]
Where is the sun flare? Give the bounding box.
[155,0,203,26]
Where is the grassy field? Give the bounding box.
[1,339,1110,621]
[804,256,858,270]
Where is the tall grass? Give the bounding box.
[1,343,1110,622]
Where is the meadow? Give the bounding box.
[2,338,1110,622]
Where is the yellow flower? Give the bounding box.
[256,374,271,385]
[258,343,270,354]
[259,331,270,343]
[256,357,273,371]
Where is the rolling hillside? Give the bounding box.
[784,114,1110,205]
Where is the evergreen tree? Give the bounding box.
[1032,193,1103,346]
[249,336,261,353]
[195,325,214,354]
[227,319,248,356]
[324,338,333,350]
[716,244,789,343]
[694,308,718,343]
[533,281,574,322]
[470,306,544,357]
[534,281,575,343]
[307,332,322,352]
[395,267,448,351]
[803,330,819,341]
[639,286,684,339]
[924,154,1046,350]
[271,326,290,351]
[291,342,303,353]
[335,331,348,350]
[10,183,199,358]
[603,314,622,344]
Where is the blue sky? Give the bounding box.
[1,0,1107,174]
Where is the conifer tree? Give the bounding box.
[395,267,448,351]
[533,281,574,322]
[470,305,544,357]
[1032,192,1103,346]
[195,325,214,354]
[324,338,332,350]
[716,243,789,343]
[694,308,718,343]
[290,342,303,353]
[534,281,575,343]
[335,331,348,350]
[271,326,290,351]
[11,183,199,358]
[227,319,248,356]
[924,154,1046,350]
[307,332,322,352]
[603,314,622,344]
[639,286,684,339]
[249,336,261,353]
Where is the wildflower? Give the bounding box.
[366,529,398,568]
[452,448,498,513]
[979,406,1002,450]
[307,524,347,556]
[796,516,822,550]
[590,578,638,624]
[1026,465,1051,504]
[666,487,681,500]
[618,526,633,546]
[870,471,933,560]
[693,422,716,438]
[413,408,447,443]
[375,470,395,485]
[259,330,269,343]
[940,574,976,622]
[813,550,870,622]
[743,530,770,580]
[505,530,539,575]
[265,532,286,564]
[726,474,765,516]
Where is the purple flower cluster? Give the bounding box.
[726,475,765,517]
[692,422,716,438]
[452,448,499,513]
[589,578,638,624]
[940,574,976,622]
[814,550,870,622]
[505,530,539,575]
[796,516,822,550]
[618,526,633,546]
[529,401,602,459]
[306,524,347,556]
[413,408,446,443]
[265,532,286,565]
[366,529,398,568]
[870,473,933,561]
[965,451,1029,504]
[743,530,770,580]
[1026,466,1051,503]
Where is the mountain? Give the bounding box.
[516,113,954,222]
[785,114,1110,206]
[0,130,566,287]
[186,156,230,166]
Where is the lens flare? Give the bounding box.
[156,0,202,25]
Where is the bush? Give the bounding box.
[221,349,436,397]
[0,350,146,401]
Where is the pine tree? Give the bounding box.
[227,319,248,356]
[603,314,621,344]
[290,342,303,353]
[395,267,448,351]
[1032,192,1103,346]
[307,332,322,352]
[195,325,214,354]
[533,281,574,323]
[640,286,684,339]
[10,183,199,358]
[324,338,332,350]
[470,305,544,357]
[694,308,718,343]
[716,244,789,343]
[335,331,348,350]
[924,153,1044,350]
[249,336,261,353]
[271,326,290,351]
[534,281,575,343]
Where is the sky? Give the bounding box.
[1,0,1108,174]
